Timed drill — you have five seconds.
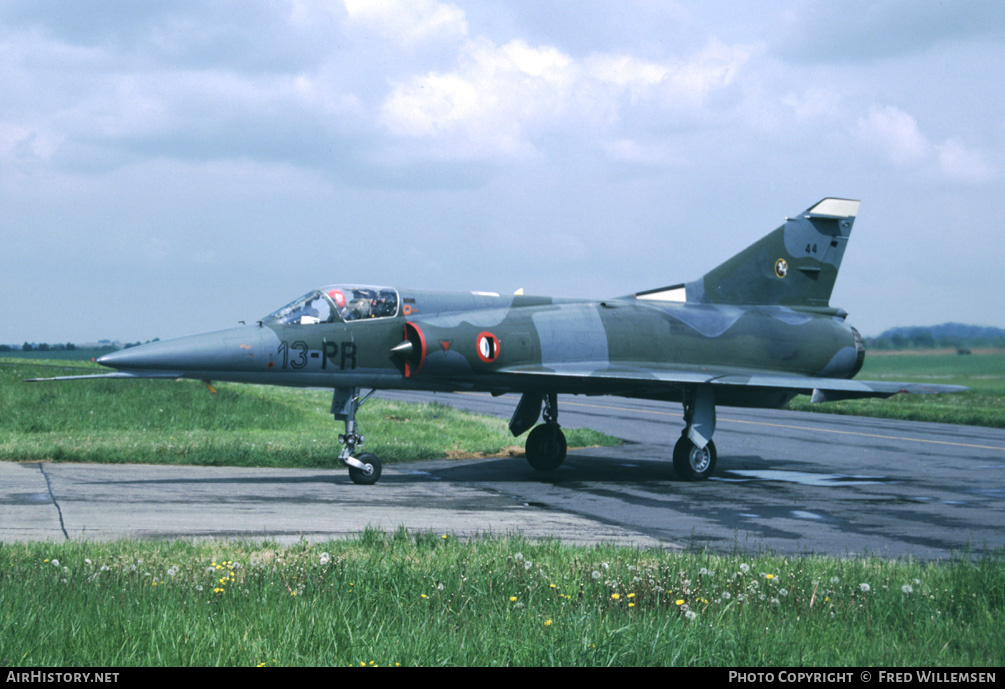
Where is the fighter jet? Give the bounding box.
[31,198,966,484]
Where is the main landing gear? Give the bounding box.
[673,384,717,481]
[332,387,382,485]
[510,392,567,472]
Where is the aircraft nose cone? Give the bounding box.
[97,326,268,374]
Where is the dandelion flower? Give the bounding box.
[676,599,685,606]
[509,596,517,602]
[611,593,620,600]
[421,594,428,599]
[544,619,553,627]
[765,573,775,579]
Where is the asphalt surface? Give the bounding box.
[2,391,1003,559]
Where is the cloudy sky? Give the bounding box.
[3,0,1004,344]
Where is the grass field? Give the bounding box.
[786,351,1005,428]
[2,536,1001,667]
[0,358,616,468]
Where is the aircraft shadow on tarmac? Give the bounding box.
[413,452,768,485]
[81,452,766,488]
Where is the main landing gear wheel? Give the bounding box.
[348,452,382,486]
[673,435,717,481]
[525,424,567,472]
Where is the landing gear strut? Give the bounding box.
[332,387,382,485]
[525,393,567,472]
[673,384,717,481]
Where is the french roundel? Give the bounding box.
[476,332,500,363]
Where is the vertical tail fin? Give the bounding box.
[690,198,859,307]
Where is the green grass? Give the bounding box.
[786,351,1005,428]
[1,537,1001,667]
[0,358,616,467]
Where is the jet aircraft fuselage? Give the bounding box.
[36,198,965,484]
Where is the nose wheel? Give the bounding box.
[333,388,383,485]
[347,451,382,485]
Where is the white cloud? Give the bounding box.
[937,138,997,184]
[854,105,929,166]
[0,122,60,163]
[854,104,997,184]
[380,37,751,159]
[343,0,468,45]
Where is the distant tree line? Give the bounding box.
[866,323,1005,350]
[2,342,88,352]
[1,339,159,352]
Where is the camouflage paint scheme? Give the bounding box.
[33,199,966,484]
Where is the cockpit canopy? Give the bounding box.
[265,285,399,325]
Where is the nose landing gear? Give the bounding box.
[333,387,382,485]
